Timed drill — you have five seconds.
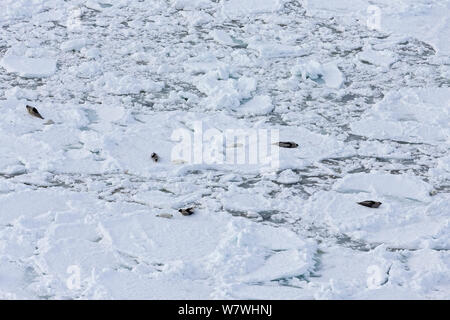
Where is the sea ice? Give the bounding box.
[350,88,450,145]
[0,0,448,300]
[1,54,56,78]
[358,46,397,69]
[61,38,87,52]
[221,0,286,17]
[233,95,273,116]
[292,60,345,89]
[210,29,235,46]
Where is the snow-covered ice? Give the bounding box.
[350,88,450,145]
[292,60,345,89]
[0,0,449,299]
[1,54,56,78]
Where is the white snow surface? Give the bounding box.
[1,54,56,78]
[0,0,449,299]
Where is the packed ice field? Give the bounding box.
[0,0,449,299]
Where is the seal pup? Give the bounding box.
[357,201,382,208]
[151,152,159,162]
[274,141,299,148]
[178,207,194,216]
[26,105,44,119]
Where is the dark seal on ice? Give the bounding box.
[275,141,299,148]
[178,207,195,216]
[151,152,159,162]
[357,201,382,208]
[26,105,44,119]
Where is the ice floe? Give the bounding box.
[233,95,273,116]
[61,38,87,52]
[1,54,56,78]
[358,46,398,69]
[221,0,286,17]
[302,173,448,248]
[350,88,450,145]
[292,60,345,89]
[0,188,316,298]
[0,0,448,300]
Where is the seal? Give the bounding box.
[26,105,44,119]
[357,201,382,208]
[274,141,298,148]
[178,207,194,216]
[151,152,159,162]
